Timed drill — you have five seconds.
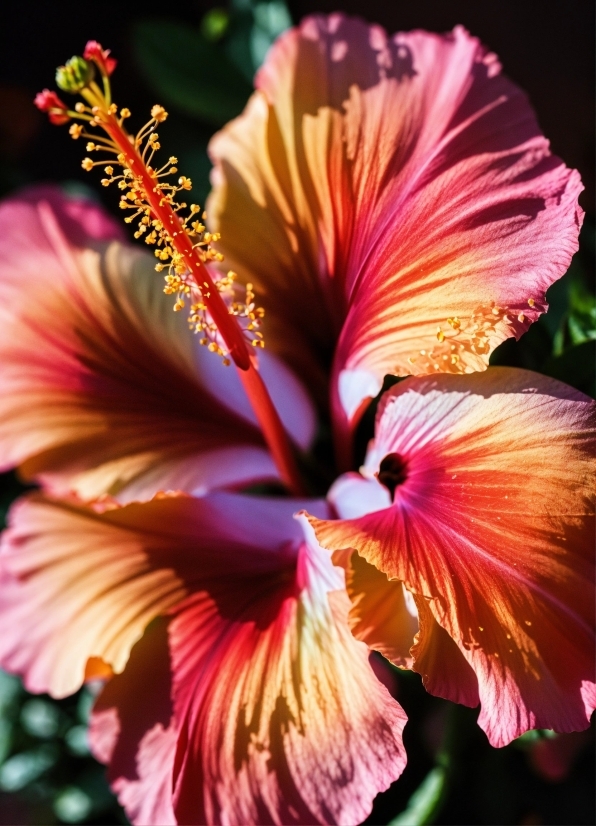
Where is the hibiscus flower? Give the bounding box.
[0,15,591,826]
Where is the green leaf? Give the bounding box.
[0,670,21,713]
[389,766,448,826]
[64,725,90,757]
[513,729,558,749]
[201,7,231,42]
[76,689,94,725]
[0,744,57,792]
[20,699,61,739]
[53,786,93,823]
[542,340,596,398]
[0,718,12,766]
[250,2,293,67]
[134,20,254,126]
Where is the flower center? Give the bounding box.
[377,453,408,498]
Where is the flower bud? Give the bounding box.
[34,89,70,125]
[83,41,117,76]
[56,56,94,94]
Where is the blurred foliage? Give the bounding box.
[134,0,292,127]
[0,1,594,824]
[132,0,293,208]
[490,221,596,398]
[0,671,123,824]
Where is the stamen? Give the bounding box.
[37,43,305,496]
[44,65,265,367]
[405,301,543,375]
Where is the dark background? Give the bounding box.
[0,0,593,214]
[0,2,593,825]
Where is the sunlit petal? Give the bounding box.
[209,16,582,443]
[312,368,595,745]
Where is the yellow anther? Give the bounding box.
[151,104,168,122]
[55,80,264,362]
[527,298,535,307]
[518,312,525,323]
[69,123,83,139]
[436,328,445,343]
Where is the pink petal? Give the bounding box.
[90,619,177,826]
[311,368,595,746]
[13,184,125,244]
[0,492,326,699]
[208,16,583,448]
[0,188,282,500]
[19,491,410,824]
[170,512,407,825]
[194,345,317,450]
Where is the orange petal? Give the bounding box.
[208,16,582,441]
[84,656,114,682]
[334,547,479,705]
[339,550,418,668]
[313,368,595,745]
[411,594,480,708]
